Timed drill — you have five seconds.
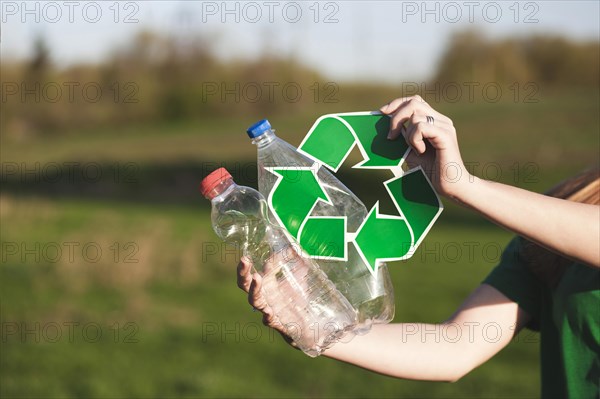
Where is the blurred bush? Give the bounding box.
[434,30,600,87]
[1,29,598,138]
[1,30,329,138]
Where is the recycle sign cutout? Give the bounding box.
[266,112,443,275]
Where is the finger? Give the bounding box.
[248,273,270,311]
[406,121,453,155]
[262,312,274,327]
[409,113,453,129]
[405,121,426,154]
[392,110,451,141]
[245,274,295,345]
[388,115,407,141]
[387,97,427,140]
[388,99,454,140]
[380,95,454,125]
[262,310,281,329]
[380,95,424,115]
[258,301,287,334]
[264,314,295,345]
[236,256,253,292]
[409,100,453,125]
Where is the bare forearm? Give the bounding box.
[324,323,466,381]
[324,322,499,382]
[453,177,600,267]
[322,285,526,382]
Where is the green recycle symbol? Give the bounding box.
[267,112,443,274]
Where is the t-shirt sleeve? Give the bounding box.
[482,236,544,330]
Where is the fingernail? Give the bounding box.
[380,104,389,112]
[387,132,393,140]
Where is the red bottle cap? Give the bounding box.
[200,168,232,198]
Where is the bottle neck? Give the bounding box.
[207,179,236,201]
[252,129,276,149]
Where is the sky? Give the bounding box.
[2,1,599,82]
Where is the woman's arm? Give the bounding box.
[323,284,530,382]
[238,259,530,382]
[381,96,600,267]
[455,177,600,267]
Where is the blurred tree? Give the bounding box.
[23,35,58,134]
[434,30,531,85]
[434,30,599,90]
[28,35,51,75]
[523,36,599,87]
[4,29,598,136]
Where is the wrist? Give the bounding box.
[447,174,483,207]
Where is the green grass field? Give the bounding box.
[2,197,540,398]
[1,89,598,398]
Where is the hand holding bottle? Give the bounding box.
[201,168,357,356]
[247,119,395,331]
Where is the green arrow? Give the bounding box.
[339,114,409,168]
[298,113,410,172]
[269,168,329,238]
[299,217,346,259]
[268,167,346,259]
[386,169,443,245]
[353,169,443,273]
[298,116,355,171]
[353,202,412,272]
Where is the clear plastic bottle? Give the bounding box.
[200,167,357,356]
[247,119,395,333]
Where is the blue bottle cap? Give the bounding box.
[247,119,271,138]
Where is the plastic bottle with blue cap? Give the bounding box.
[248,119,395,334]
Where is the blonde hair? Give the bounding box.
[523,166,600,287]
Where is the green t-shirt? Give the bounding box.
[483,237,600,398]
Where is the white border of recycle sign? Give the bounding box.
[270,111,444,275]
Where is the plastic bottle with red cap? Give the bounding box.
[201,168,357,356]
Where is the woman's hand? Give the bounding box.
[236,257,298,348]
[380,96,600,267]
[380,95,472,199]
